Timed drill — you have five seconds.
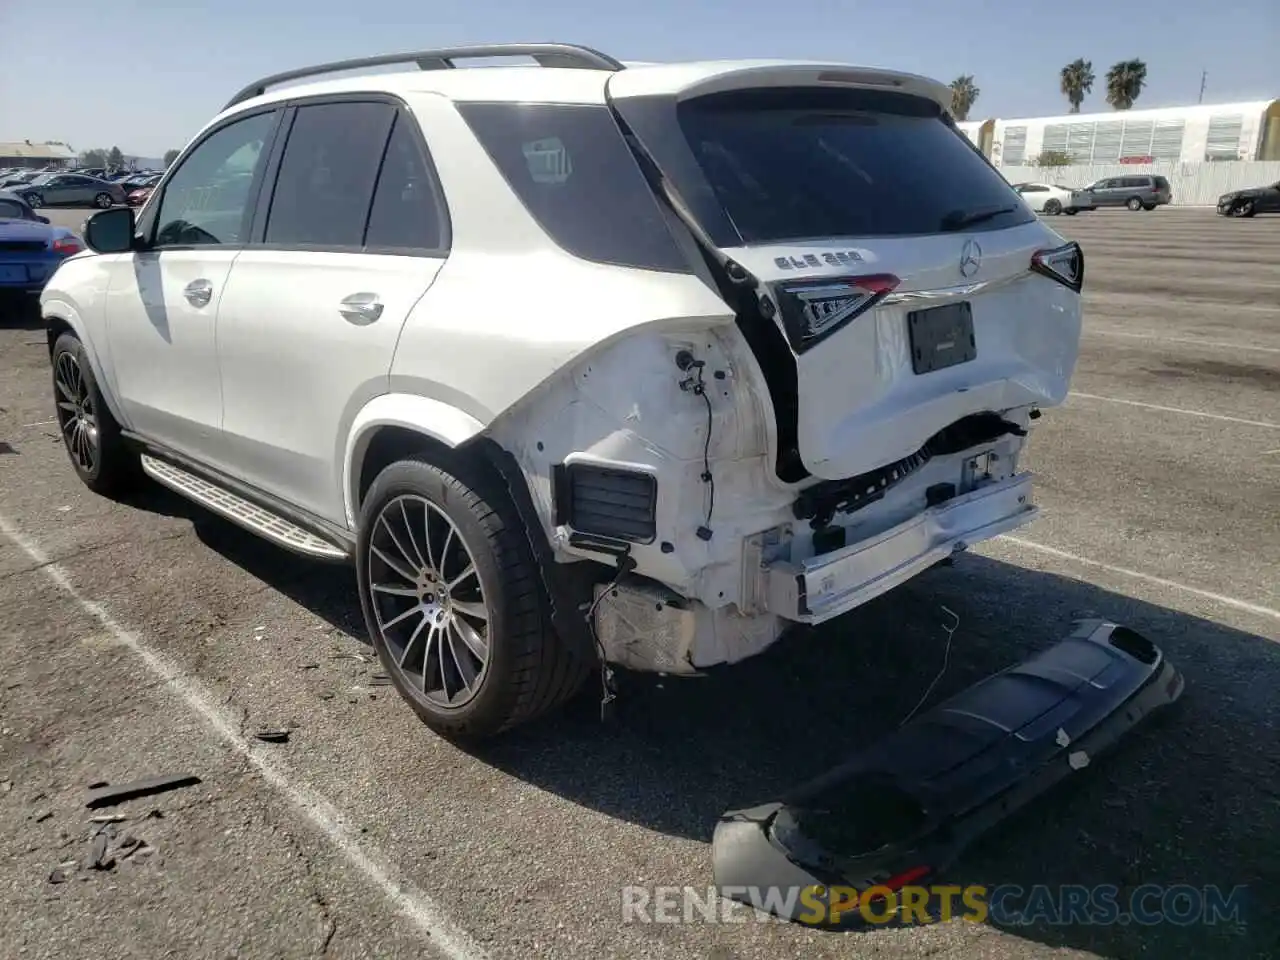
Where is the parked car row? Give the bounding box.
[1011,175,1173,215]
[0,167,165,210]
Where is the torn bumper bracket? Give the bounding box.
[711,619,1185,926]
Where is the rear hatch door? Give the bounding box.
[607,67,1082,481]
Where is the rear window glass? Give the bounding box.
[456,102,690,273]
[675,87,1034,243]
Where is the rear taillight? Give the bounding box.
[51,237,83,256]
[770,274,900,353]
[1030,241,1084,293]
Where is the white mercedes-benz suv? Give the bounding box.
[40,43,1085,740]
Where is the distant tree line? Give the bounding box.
[948,58,1150,121]
[76,146,183,170]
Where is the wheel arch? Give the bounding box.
[342,393,489,528]
[41,298,129,427]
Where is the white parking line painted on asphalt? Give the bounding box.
[0,512,491,960]
[1084,329,1280,355]
[999,535,1280,624]
[1067,392,1280,430]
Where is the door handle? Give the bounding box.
[339,292,383,324]
[184,279,213,307]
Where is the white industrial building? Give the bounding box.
[956,100,1280,166]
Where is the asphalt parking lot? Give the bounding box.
[1,207,1277,960]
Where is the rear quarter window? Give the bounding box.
[456,102,690,273]
[674,86,1034,243]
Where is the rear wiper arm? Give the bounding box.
[939,204,1018,232]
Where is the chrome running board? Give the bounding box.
[140,454,349,560]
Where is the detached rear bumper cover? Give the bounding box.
[712,620,1184,926]
[767,472,1037,624]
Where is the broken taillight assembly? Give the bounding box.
[770,274,900,353]
[1030,241,1084,293]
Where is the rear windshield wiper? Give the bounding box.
[939,204,1018,232]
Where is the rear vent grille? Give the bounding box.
[554,463,657,544]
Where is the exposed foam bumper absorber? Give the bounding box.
[711,620,1184,927]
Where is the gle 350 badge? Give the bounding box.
[774,250,866,270]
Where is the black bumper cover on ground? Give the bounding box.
[712,619,1185,926]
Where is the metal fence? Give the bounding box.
[996,160,1280,206]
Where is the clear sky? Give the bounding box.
[2,0,1276,157]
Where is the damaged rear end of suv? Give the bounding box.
[480,62,1084,689]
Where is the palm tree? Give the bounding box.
[1060,59,1095,113]
[1105,60,1148,110]
[950,76,980,121]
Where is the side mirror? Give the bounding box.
[82,206,136,254]
[36,215,50,224]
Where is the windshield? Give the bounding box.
[674,86,1034,243]
[28,174,54,185]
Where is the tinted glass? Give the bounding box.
[364,113,446,252]
[154,110,277,247]
[457,102,689,272]
[0,198,26,218]
[675,87,1033,242]
[264,101,395,248]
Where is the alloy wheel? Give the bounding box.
[366,494,491,708]
[54,351,98,474]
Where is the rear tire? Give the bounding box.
[356,453,591,741]
[51,332,140,498]
[94,192,113,209]
[1064,208,1077,216]
[23,193,42,209]
[1126,197,1143,211]
[1043,199,1062,216]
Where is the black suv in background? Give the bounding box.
[1081,175,1173,211]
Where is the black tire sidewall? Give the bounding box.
[52,333,105,487]
[356,456,530,737]
[51,332,136,495]
[1044,200,1061,215]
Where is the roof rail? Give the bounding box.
[224,43,625,110]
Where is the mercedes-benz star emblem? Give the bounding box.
[959,239,982,278]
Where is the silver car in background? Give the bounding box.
[18,173,127,210]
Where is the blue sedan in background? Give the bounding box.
[0,189,85,296]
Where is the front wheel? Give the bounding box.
[23,193,42,208]
[1126,197,1143,211]
[94,192,113,209]
[356,455,591,740]
[51,333,140,497]
[1232,200,1255,218]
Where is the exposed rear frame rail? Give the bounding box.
[224,42,626,110]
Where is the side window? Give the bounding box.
[153,110,277,248]
[264,101,396,248]
[456,102,689,272]
[364,112,447,252]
